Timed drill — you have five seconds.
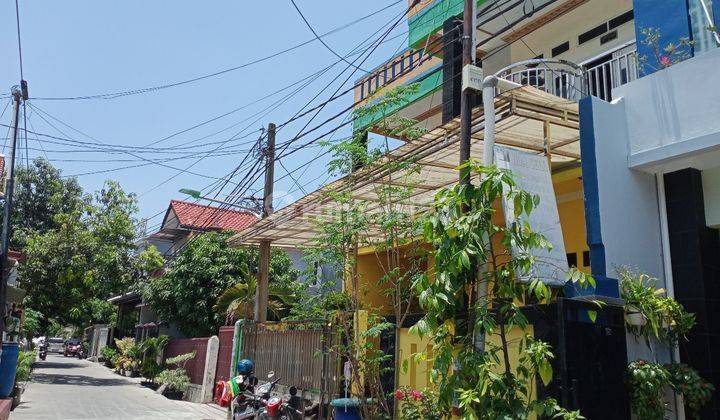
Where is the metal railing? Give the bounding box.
[358,48,426,101]
[584,47,638,102]
[497,47,639,102]
[497,59,586,101]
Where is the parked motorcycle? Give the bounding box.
[233,373,302,420]
[39,345,47,361]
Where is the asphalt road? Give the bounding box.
[11,353,225,420]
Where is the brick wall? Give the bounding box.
[164,337,209,385]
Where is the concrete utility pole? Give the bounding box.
[0,87,22,334]
[458,0,475,184]
[254,123,275,322]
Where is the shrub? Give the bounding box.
[627,360,671,420]
[666,363,715,419]
[139,336,170,382]
[157,368,191,393]
[15,351,35,383]
[395,386,441,420]
[165,351,196,369]
[100,346,117,364]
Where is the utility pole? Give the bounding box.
[0,87,23,334]
[459,0,475,184]
[254,123,275,322]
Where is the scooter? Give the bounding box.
[76,344,86,359]
[234,373,302,420]
[39,345,47,361]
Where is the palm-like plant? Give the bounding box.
[214,276,295,323]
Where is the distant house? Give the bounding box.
[146,200,258,260]
[111,200,258,341]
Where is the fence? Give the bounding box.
[239,322,342,397]
[164,337,209,385]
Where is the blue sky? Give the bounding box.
[0,0,408,231]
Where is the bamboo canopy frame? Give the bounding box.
[229,86,580,248]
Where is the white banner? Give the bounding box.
[494,146,569,286]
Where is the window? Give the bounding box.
[552,41,570,57]
[583,251,591,267]
[609,10,634,29]
[566,252,578,267]
[578,23,608,45]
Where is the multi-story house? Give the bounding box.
[231,0,720,417]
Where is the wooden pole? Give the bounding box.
[459,0,474,184]
[254,123,275,323]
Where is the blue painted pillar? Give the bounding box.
[633,0,693,76]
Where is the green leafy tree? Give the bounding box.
[22,308,43,337]
[295,83,430,418]
[411,161,591,419]
[8,158,88,249]
[15,160,157,329]
[145,231,299,336]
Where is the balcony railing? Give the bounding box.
[497,59,586,102]
[585,46,638,101]
[358,48,426,101]
[497,45,638,102]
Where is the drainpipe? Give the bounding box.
[482,76,521,165]
[475,75,520,354]
[482,76,498,166]
[474,76,498,355]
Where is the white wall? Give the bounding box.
[507,0,635,66]
[586,96,666,284]
[616,47,720,170]
[702,166,720,228]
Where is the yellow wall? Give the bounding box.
[397,325,537,419]
[553,168,591,273]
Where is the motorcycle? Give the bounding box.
[76,344,86,359]
[233,373,303,420]
[39,345,47,361]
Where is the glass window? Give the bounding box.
[688,0,718,54]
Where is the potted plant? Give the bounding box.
[627,360,671,420]
[156,351,195,399]
[156,368,191,400]
[114,337,141,376]
[666,363,715,419]
[619,269,695,345]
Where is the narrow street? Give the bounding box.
[11,354,225,420]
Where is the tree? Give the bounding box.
[8,158,88,249]
[301,83,428,418]
[88,181,141,296]
[143,232,297,337]
[15,160,157,329]
[411,161,592,419]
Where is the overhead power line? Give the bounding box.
[31,0,404,101]
[289,0,370,73]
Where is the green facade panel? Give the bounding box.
[408,0,486,49]
[353,65,443,132]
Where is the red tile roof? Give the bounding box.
[170,200,258,232]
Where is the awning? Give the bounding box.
[229,86,580,248]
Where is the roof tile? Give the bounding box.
[170,200,258,232]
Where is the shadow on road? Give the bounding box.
[34,361,84,369]
[30,373,132,387]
